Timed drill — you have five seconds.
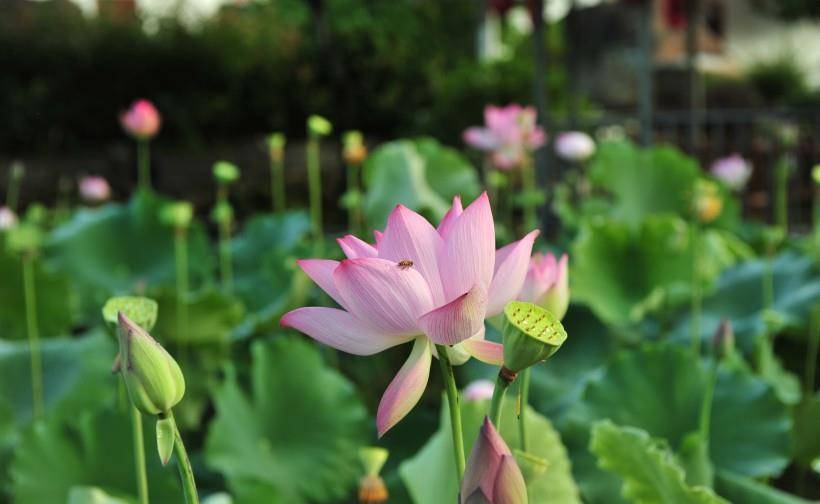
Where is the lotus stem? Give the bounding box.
[22,254,44,421]
[167,411,199,504]
[272,156,286,214]
[307,136,323,240]
[137,139,151,191]
[435,345,465,480]
[690,222,702,355]
[521,157,538,232]
[518,368,531,452]
[130,405,149,504]
[489,366,516,430]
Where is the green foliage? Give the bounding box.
[46,191,214,323]
[205,337,367,503]
[793,394,820,467]
[589,421,727,504]
[10,409,182,504]
[152,288,245,346]
[714,470,813,504]
[400,396,580,503]
[362,138,480,228]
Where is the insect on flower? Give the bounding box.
[397,260,414,270]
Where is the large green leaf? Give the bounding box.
[46,191,215,322]
[793,394,820,467]
[589,420,727,504]
[204,337,367,503]
[399,397,580,503]
[10,409,182,504]
[363,138,480,228]
[588,140,700,226]
[714,470,812,504]
[0,250,74,340]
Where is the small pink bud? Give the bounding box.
[463,379,495,402]
[555,131,596,162]
[519,252,570,320]
[78,176,111,203]
[461,417,527,504]
[710,154,752,191]
[120,99,161,140]
[0,206,18,230]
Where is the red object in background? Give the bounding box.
[489,0,516,15]
[664,0,688,28]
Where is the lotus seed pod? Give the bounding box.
[6,223,43,255]
[358,446,389,504]
[103,296,158,333]
[307,114,333,137]
[160,201,194,229]
[117,312,185,415]
[213,161,240,184]
[211,200,234,225]
[267,132,287,163]
[343,130,367,165]
[502,301,567,373]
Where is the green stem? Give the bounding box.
[489,367,515,430]
[174,228,190,362]
[218,219,232,294]
[168,411,199,504]
[22,254,43,421]
[518,368,531,452]
[307,136,323,240]
[347,163,362,235]
[435,345,465,480]
[691,222,702,355]
[805,308,820,395]
[130,405,149,504]
[7,166,22,212]
[272,158,286,214]
[137,139,151,191]
[699,361,718,440]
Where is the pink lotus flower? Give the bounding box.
[0,206,17,230]
[555,131,596,162]
[464,104,546,171]
[711,154,752,191]
[519,252,569,320]
[78,176,111,203]
[120,99,161,140]
[281,193,538,435]
[461,417,527,504]
[463,379,495,402]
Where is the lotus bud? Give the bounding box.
[710,154,752,191]
[213,161,240,185]
[461,417,527,504]
[555,131,596,162]
[0,207,18,231]
[502,301,567,373]
[712,319,734,359]
[694,179,723,223]
[343,130,368,165]
[307,114,333,137]
[160,201,194,229]
[463,379,495,402]
[120,99,161,140]
[78,176,112,204]
[358,447,389,504]
[6,223,42,255]
[117,312,185,415]
[267,132,286,163]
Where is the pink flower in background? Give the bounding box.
[461,417,527,504]
[463,379,495,402]
[711,154,752,191]
[463,104,546,170]
[519,252,570,320]
[78,176,111,203]
[0,207,17,230]
[120,99,161,140]
[281,193,538,435]
[555,131,596,162]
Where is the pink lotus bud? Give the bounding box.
[710,154,752,191]
[0,206,18,230]
[519,252,569,320]
[555,131,596,162]
[120,99,161,140]
[78,176,111,203]
[463,379,495,402]
[464,104,546,171]
[461,417,527,504]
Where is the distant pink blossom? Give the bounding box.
[461,417,527,504]
[555,131,596,162]
[78,176,111,203]
[463,379,495,402]
[464,104,546,170]
[120,99,161,140]
[711,154,752,191]
[281,193,538,436]
[0,207,17,230]
[519,252,569,320]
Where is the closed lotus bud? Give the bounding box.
[461,417,527,504]
[267,132,286,163]
[307,114,333,137]
[161,201,194,229]
[213,161,240,185]
[120,99,161,140]
[0,207,18,231]
[117,312,185,415]
[78,176,111,204]
[555,131,596,163]
[358,447,389,504]
[519,252,569,320]
[712,319,734,359]
[710,154,752,191]
[343,130,368,165]
[502,301,567,373]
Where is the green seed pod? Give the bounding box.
[6,223,42,255]
[210,200,234,225]
[502,301,567,372]
[213,161,240,184]
[267,132,286,150]
[103,296,158,334]
[117,312,185,415]
[307,114,333,137]
[160,201,193,229]
[359,446,389,477]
